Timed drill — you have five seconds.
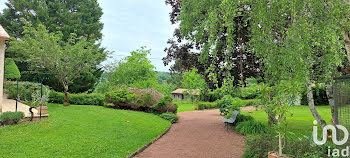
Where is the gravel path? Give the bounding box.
[135,109,245,158]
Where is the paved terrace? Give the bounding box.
[1,96,48,117]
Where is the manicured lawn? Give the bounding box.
[241,105,331,136]
[0,103,170,157]
[175,101,195,113]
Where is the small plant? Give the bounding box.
[159,113,178,123]
[31,88,50,107]
[0,112,24,125]
[235,120,267,135]
[217,95,240,115]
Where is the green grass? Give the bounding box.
[0,103,170,157]
[175,101,195,113]
[241,105,331,136]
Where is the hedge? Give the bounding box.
[49,91,105,106]
[195,102,217,110]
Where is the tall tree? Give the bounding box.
[164,0,262,89]
[108,47,158,89]
[249,0,347,130]
[9,23,106,106]
[0,0,104,92]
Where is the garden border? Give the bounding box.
[126,124,173,158]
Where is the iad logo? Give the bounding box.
[313,120,349,145]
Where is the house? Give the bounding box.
[171,89,200,100]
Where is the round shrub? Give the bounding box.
[4,58,21,80]
[235,120,267,135]
[0,112,24,125]
[159,113,178,123]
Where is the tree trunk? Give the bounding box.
[63,85,70,106]
[326,83,336,124]
[278,132,283,156]
[343,0,350,64]
[268,113,276,126]
[344,30,350,64]
[307,84,326,129]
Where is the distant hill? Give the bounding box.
[156,71,171,84]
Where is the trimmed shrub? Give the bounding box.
[105,89,136,104]
[4,58,21,80]
[153,96,177,113]
[5,81,50,102]
[0,112,24,125]
[159,113,178,123]
[106,89,177,113]
[195,102,217,110]
[235,120,267,135]
[50,91,105,106]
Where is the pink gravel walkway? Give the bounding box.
[135,109,245,158]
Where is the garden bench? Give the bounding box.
[222,110,239,130]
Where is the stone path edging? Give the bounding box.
[126,124,173,158]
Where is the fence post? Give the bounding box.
[40,81,42,119]
[15,79,18,112]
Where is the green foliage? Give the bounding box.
[181,68,207,90]
[217,95,240,115]
[105,89,136,104]
[0,0,104,42]
[106,90,177,113]
[235,120,267,135]
[154,83,177,96]
[225,113,255,125]
[9,23,106,106]
[159,113,179,123]
[241,99,261,107]
[242,133,333,158]
[1,0,105,94]
[108,47,158,89]
[4,81,50,102]
[4,58,21,80]
[154,96,173,108]
[242,133,278,158]
[239,78,260,99]
[93,81,114,94]
[68,72,101,93]
[49,91,105,106]
[231,97,245,107]
[156,71,171,84]
[195,102,217,110]
[0,112,24,125]
[301,85,329,106]
[140,93,155,106]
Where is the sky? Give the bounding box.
[0,0,176,72]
